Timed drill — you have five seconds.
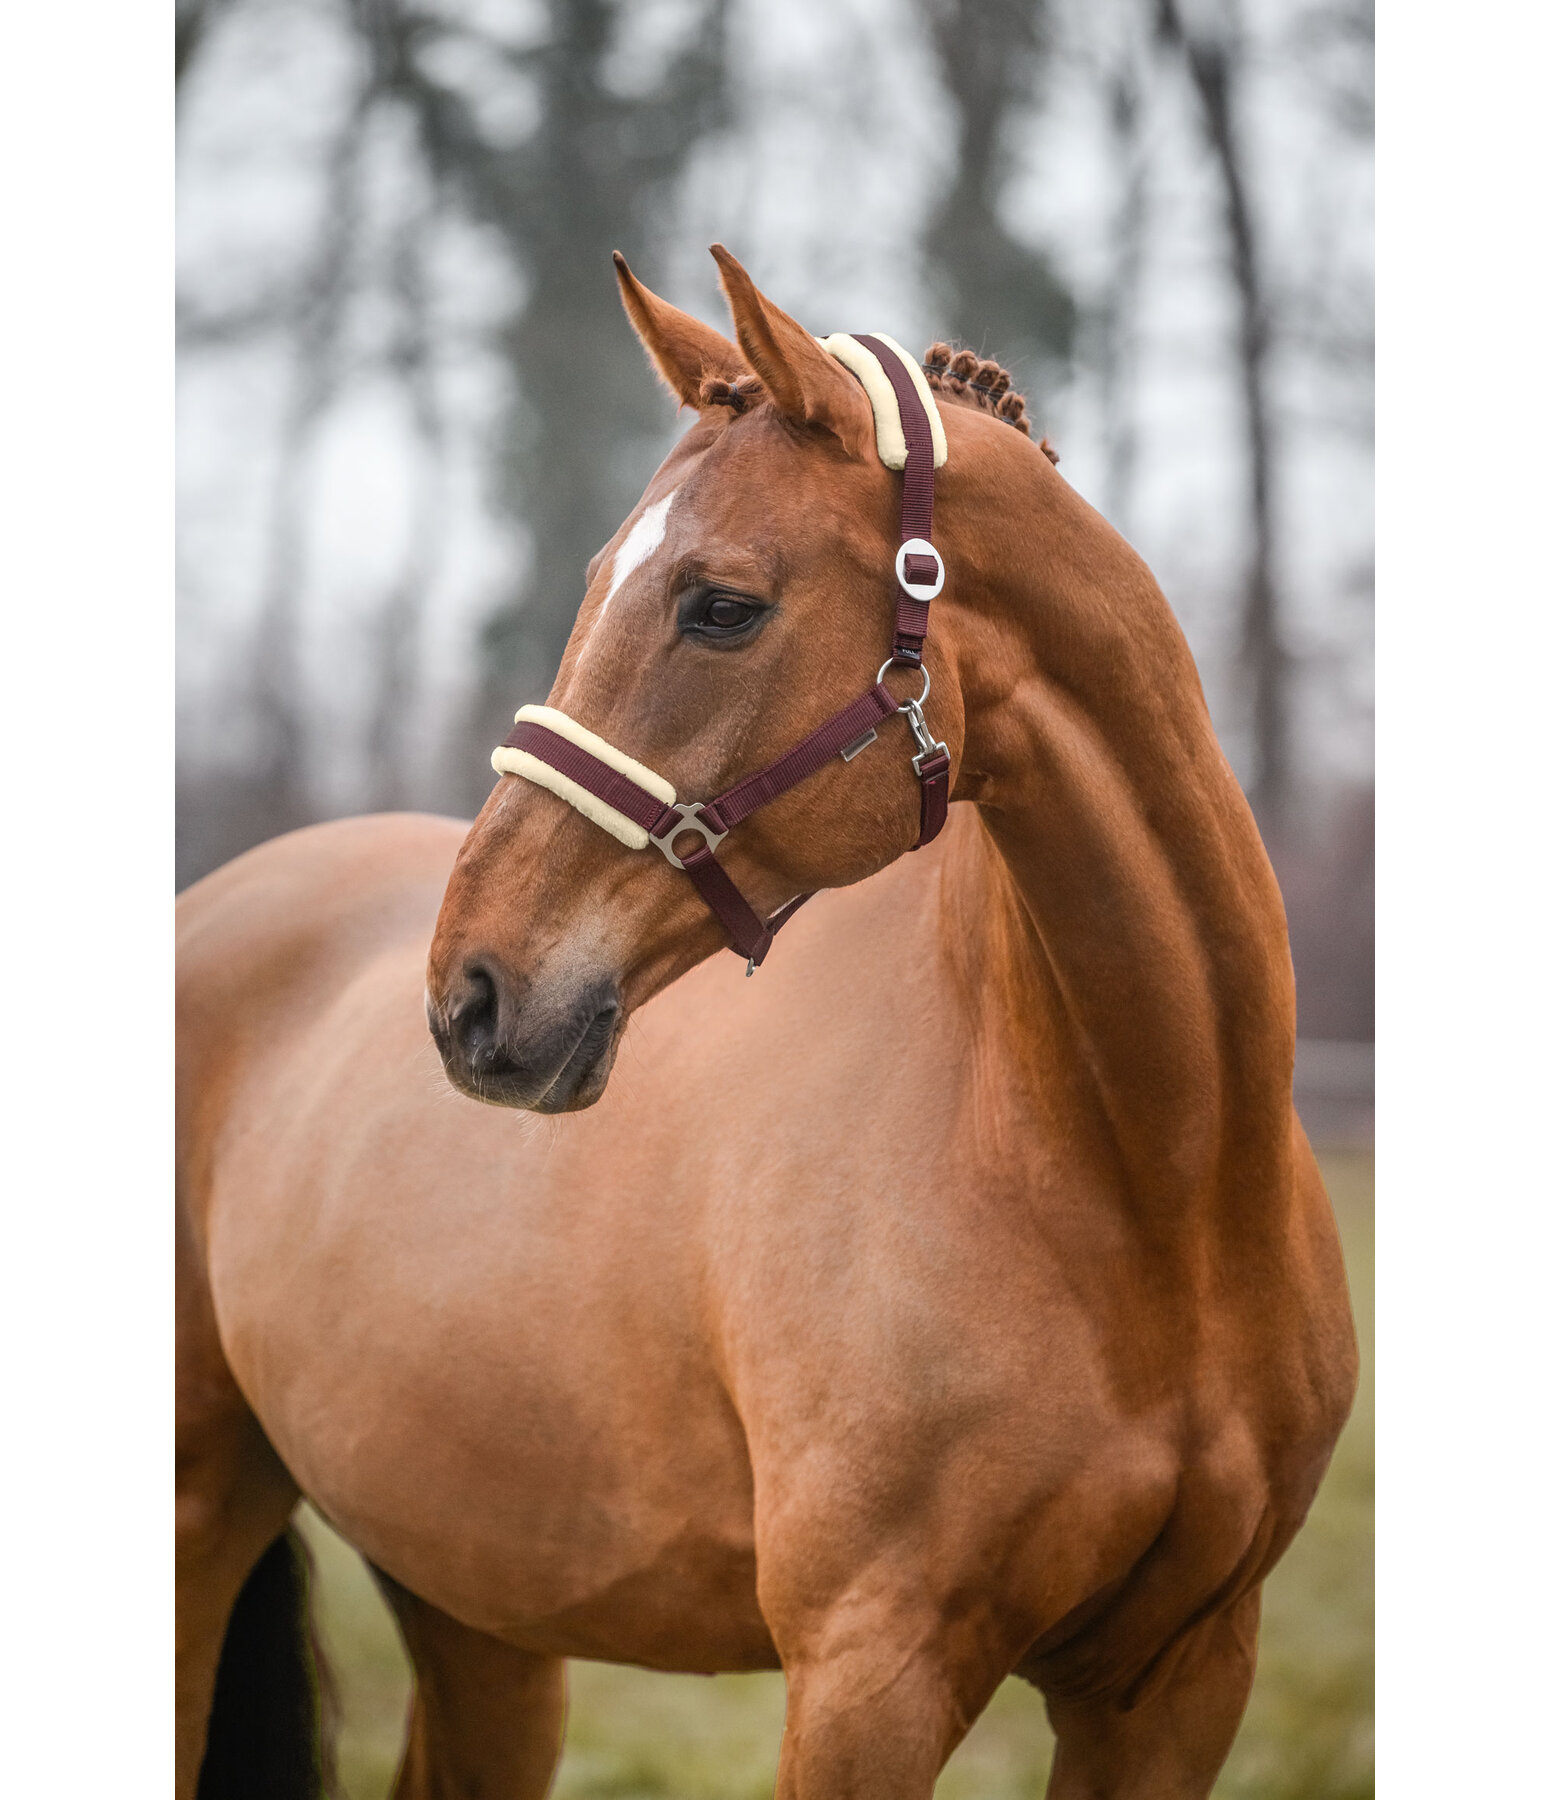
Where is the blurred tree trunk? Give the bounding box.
[1155,0,1287,823]
[918,0,1075,400]
[176,0,219,90]
[1100,34,1147,538]
[362,0,729,812]
[366,185,445,814]
[248,66,379,837]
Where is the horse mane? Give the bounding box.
[699,344,1059,465]
[921,344,1059,466]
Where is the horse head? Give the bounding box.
[424,249,1003,1110]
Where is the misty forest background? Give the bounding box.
[176,0,1373,1046]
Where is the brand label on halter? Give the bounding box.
[818,333,948,472]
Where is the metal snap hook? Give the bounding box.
[876,659,947,770]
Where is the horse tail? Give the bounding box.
[197,1525,338,1800]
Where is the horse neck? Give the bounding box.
[941,442,1296,1214]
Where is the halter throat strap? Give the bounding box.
[490,333,952,971]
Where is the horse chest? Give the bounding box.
[207,975,1298,1679]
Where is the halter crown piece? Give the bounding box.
[491,334,952,974]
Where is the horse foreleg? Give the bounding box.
[376,1575,567,1800]
[1042,1588,1262,1800]
[770,1593,1015,1798]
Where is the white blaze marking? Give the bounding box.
[599,489,676,621]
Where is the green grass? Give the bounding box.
[299,1150,1373,1799]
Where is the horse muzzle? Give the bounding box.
[428,959,622,1112]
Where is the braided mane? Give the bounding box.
[699,344,1058,465]
[922,344,1059,465]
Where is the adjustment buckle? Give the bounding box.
[648,801,728,870]
[895,538,946,601]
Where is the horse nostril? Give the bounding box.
[449,962,503,1066]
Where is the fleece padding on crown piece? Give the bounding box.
[819,333,948,471]
[490,703,676,851]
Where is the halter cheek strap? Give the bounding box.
[490,333,953,973]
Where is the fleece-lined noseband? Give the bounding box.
[491,333,952,974]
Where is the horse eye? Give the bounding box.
[676,587,767,644]
[705,596,756,630]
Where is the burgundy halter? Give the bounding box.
[495,334,952,974]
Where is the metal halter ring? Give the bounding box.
[876,657,932,707]
[648,801,728,871]
[895,537,946,602]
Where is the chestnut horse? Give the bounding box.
[176,247,1357,1799]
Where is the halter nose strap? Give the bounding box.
[490,333,952,971]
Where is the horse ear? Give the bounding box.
[709,245,873,459]
[614,252,747,410]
